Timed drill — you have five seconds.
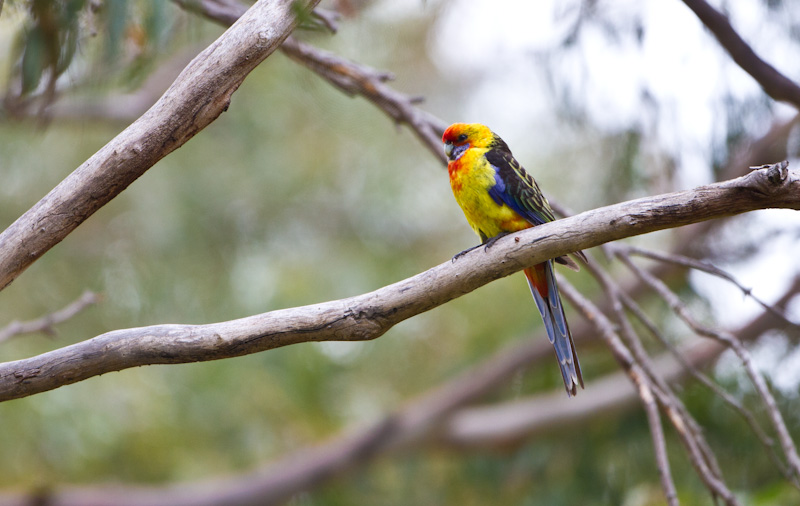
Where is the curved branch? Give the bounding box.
[0,0,319,291]
[1,271,796,506]
[0,163,797,402]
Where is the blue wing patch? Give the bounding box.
[487,160,551,227]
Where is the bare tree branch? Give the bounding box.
[682,0,800,109]
[555,278,739,505]
[636,363,680,505]
[617,250,800,483]
[0,291,99,343]
[0,0,320,292]
[445,273,800,447]
[2,274,796,506]
[618,243,799,326]
[0,163,796,403]
[618,287,797,484]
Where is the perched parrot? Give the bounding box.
[442,122,585,396]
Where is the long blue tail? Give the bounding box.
[524,260,584,396]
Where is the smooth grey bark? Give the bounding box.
[0,162,796,403]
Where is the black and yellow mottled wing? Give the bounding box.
[485,135,587,268]
[484,137,556,226]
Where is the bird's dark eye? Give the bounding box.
[457,134,468,142]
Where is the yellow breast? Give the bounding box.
[448,149,530,241]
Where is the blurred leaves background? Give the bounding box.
[1,0,799,504]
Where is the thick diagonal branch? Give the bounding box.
[0,0,319,291]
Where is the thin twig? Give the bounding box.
[618,289,797,484]
[579,252,720,504]
[0,291,100,343]
[557,277,740,505]
[616,244,798,326]
[638,375,680,506]
[311,7,340,33]
[617,251,800,484]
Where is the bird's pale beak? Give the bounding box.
[444,140,453,159]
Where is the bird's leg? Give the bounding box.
[482,231,511,251]
[452,243,483,262]
[452,232,512,262]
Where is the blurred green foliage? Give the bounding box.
[17,0,83,93]
[3,0,176,113]
[0,1,798,505]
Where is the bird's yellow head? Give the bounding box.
[442,123,494,162]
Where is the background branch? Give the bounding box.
[618,244,798,325]
[682,0,800,109]
[175,0,448,160]
[0,291,99,343]
[617,250,800,482]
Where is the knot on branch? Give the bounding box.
[728,160,799,205]
[750,160,790,184]
[339,305,395,342]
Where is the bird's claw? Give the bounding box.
[452,243,481,262]
[452,232,512,262]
